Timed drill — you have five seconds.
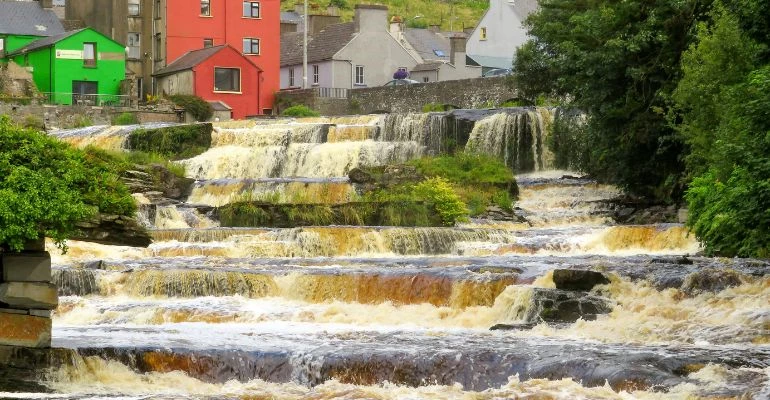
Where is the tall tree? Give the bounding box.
[514,0,710,201]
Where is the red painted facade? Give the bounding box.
[191,46,262,119]
[165,0,280,114]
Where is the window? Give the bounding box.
[433,49,445,57]
[243,1,260,18]
[289,68,295,87]
[155,0,162,18]
[355,65,365,85]
[201,0,210,16]
[480,27,487,40]
[423,77,429,83]
[83,43,96,67]
[215,68,240,92]
[203,38,214,48]
[127,32,141,59]
[154,34,162,60]
[128,0,140,16]
[312,65,319,85]
[242,38,260,54]
[0,38,5,58]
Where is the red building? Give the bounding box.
[154,45,262,119]
[164,0,280,115]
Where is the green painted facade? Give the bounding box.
[8,28,126,105]
[0,34,41,56]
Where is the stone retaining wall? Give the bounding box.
[0,241,56,348]
[275,76,519,116]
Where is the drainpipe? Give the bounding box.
[303,0,308,89]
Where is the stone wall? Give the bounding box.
[0,240,57,348]
[275,77,518,116]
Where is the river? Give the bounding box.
[17,109,769,399]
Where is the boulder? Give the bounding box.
[71,214,152,247]
[526,288,613,323]
[0,282,58,310]
[489,322,539,331]
[348,167,374,184]
[681,269,743,296]
[552,269,611,291]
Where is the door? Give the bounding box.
[72,81,98,105]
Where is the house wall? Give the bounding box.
[280,60,336,89]
[193,46,261,119]
[410,70,439,84]
[13,48,52,93]
[156,69,193,96]
[0,34,43,55]
[165,0,279,113]
[331,60,351,88]
[466,0,527,68]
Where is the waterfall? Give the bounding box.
[466,108,555,173]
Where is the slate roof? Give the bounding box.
[153,46,227,76]
[0,1,65,36]
[403,28,451,62]
[7,28,83,56]
[281,22,356,66]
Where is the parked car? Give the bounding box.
[383,79,420,86]
[483,68,513,77]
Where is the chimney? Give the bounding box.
[37,0,53,9]
[294,4,304,15]
[308,14,342,35]
[428,24,441,33]
[449,34,467,66]
[354,4,389,33]
[463,26,475,35]
[389,16,403,33]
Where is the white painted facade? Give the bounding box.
[466,0,538,70]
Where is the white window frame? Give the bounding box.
[214,67,241,93]
[355,65,365,85]
[128,0,140,16]
[243,1,260,18]
[83,43,96,67]
[242,38,260,55]
[289,68,295,87]
[312,64,319,85]
[127,32,141,59]
[0,38,5,58]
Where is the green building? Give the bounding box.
[0,1,65,58]
[7,28,127,106]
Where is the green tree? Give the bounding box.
[0,117,135,252]
[514,0,710,201]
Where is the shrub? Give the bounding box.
[0,117,135,251]
[112,112,138,125]
[169,94,213,122]
[422,103,445,112]
[127,123,212,160]
[409,152,514,186]
[414,177,468,226]
[282,105,321,117]
[22,115,44,131]
[70,114,93,128]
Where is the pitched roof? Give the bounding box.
[281,22,356,66]
[403,28,451,62]
[153,45,227,76]
[0,1,65,36]
[508,0,539,20]
[7,28,84,56]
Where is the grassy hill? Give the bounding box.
[281,0,489,32]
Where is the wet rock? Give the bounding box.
[552,269,611,291]
[0,282,58,310]
[650,256,693,265]
[348,167,374,184]
[476,205,528,222]
[681,268,744,296]
[507,288,613,324]
[0,313,52,348]
[52,269,99,297]
[489,323,538,331]
[82,260,106,270]
[71,214,152,247]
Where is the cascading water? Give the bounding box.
[16,109,768,398]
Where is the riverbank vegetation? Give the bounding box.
[0,117,135,251]
[514,0,769,257]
